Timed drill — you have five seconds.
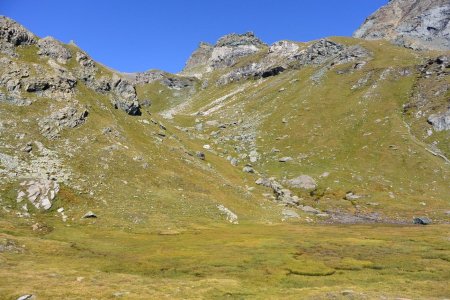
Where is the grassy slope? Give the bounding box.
[160,37,450,221]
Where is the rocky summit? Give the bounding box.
[0,1,450,298]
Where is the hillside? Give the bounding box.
[0,5,449,299]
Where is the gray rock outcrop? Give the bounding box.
[110,74,141,115]
[181,32,267,77]
[37,36,72,63]
[0,16,36,56]
[354,0,450,51]
[38,104,88,139]
[256,177,300,205]
[183,42,214,77]
[428,108,450,131]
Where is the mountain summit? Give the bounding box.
[354,0,450,51]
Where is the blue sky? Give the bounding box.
[1,0,387,73]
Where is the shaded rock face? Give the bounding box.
[37,36,72,63]
[111,74,141,115]
[354,0,450,51]
[17,179,59,210]
[0,16,36,56]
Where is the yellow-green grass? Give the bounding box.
[0,219,449,299]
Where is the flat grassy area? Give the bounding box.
[1,221,449,299]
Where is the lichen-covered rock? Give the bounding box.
[39,104,88,139]
[0,16,36,56]
[37,36,72,63]
[17,179,59,210]
[354,0,450,51]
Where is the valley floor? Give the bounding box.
[1,222,449,299]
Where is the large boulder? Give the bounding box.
[354,0,450,51]
[428,109,450,131]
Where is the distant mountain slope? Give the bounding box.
[0,12,449,228]
[354,0,450,51]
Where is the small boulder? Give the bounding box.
[278,157,293,162]
[413,217,431,225]
[242,165,254,173]
[17,295,35,300]
[82,211,97,219]
[196,151,205,160]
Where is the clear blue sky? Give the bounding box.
[1,0,387,73]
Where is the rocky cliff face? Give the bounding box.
[354,0,450,51]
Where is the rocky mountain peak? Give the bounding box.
[353,0,450,51]
[215,31,267,48]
